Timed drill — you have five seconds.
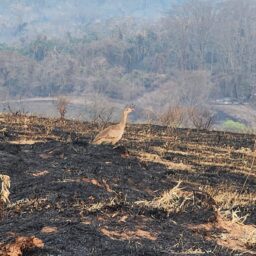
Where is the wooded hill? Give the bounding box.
[0,0,256,117]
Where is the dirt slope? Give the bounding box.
[0,114,255,255]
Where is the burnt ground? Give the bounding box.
[0,114,255,256]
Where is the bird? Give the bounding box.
[92,105,134,145]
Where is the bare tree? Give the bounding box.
[88,93,115,129]
[165,0,216,70]
[212,0,256,100]
[56,96,70,120]
[174,70,213,107]
[159,105,185,128]
[189,107,215,130]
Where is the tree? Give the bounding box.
[56,96,70,120]
[212,0,256,100]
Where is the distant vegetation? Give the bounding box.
[222,120,248,133]
[0,0,256,120]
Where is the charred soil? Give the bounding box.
[0,114,255,255]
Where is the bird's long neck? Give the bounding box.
[119,111,128,128]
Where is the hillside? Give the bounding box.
[0,113,255,255]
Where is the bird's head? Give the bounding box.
[124,104,135,114]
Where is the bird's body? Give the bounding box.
[93,123,124,145]
[92,106,134,145]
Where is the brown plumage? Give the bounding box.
[92,106,134,145]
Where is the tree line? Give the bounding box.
[0,0,256,113]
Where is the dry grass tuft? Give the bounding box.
[243,230,256,250]
[135,181,191,216]
[0,175,10,203]
[204,186,256,223]
[78,195,125,215]
[221,209,250,224]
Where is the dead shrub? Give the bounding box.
[90,103,114,129]
[5,103,28,116]
[189,107,215,130]
[159,106,185,128]
[56,96,70,120]
[143,109,157,126]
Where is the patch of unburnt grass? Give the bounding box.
[204,184,256,225]
[76,193,129,217]
[135,181,217,223]
[0,174,10,219]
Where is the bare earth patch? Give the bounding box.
[100,227,157,241]
[189,213,256,254]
